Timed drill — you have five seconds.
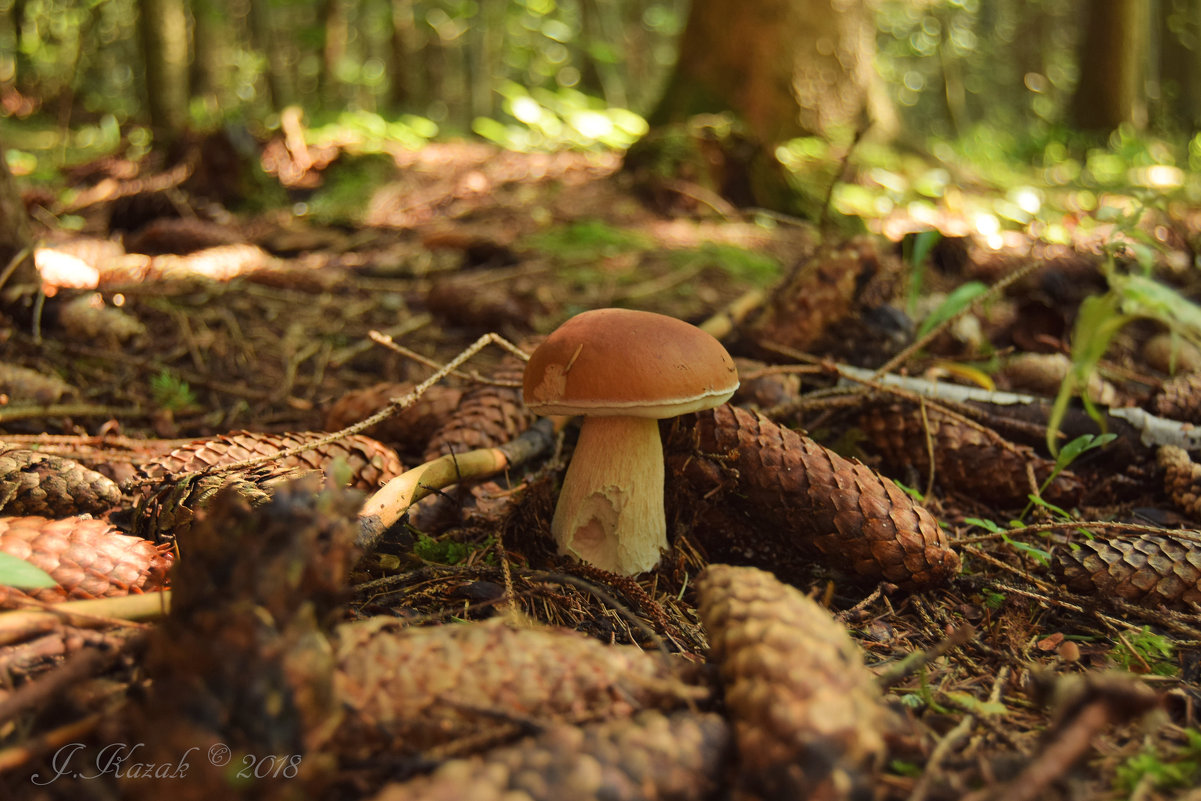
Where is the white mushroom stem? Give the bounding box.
[551,415,666,575]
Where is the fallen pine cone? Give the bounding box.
[139,430,404,492]
[1153,373,1201,425]
[1,445,121,517]
[368,710,730,801]
[696,564,886,800]
[1052,532,1201,608]
[324,382,463,457]
[858,401,1083,508]
[667,404,960,589]
[331,616,705,757]
[0,363,78,405]
[0,515,172,606]
[1159,444,1201,521]
[423,366,534,462]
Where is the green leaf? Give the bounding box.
[964,516,1006,534]
[1026,494,1072,520]
[1047,292,1132,454]
[917,281,989,338]
[1000,532,1051,566]
[907,229,942,269]
[0,552,57,589]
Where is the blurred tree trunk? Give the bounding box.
[0,138,37,297]
[388,0,417,108]
[190,0,225,106]
[320,0,348,107]
[1158,0,1201,128]
[467,2,502,121]
[646,0,885,144]
[249,0,291,109]
[138,0,190,145]
[630,0,890,215]
[1070,0,1147,131]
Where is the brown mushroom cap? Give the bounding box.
[523,308,739,417]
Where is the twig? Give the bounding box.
[357,418,558,552]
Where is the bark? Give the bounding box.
[248,0,292,109]
[387,0,416,108]
[647,0,882,144]
[138,0,191,145]
[1070,0,1147,131]
[319,0,348,107]
[1157,0,1201,128]
[189,0,224,102]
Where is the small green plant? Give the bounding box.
[1115,729,1201,792]
[1112,626,1177,677]
[1048,243,1201,454]
[150,370,197,411]
[0,552,57,590]
[413,533,496,566]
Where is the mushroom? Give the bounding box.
[523,308,739,575]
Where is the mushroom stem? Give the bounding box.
[551,416,666,575]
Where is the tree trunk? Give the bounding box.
[0,138,37,297]
[190,0,226,106]
[647,0,881,144]
[320,0,348,108]
[1070,0,1147,131]
[1157,0,1201,129]
[388,0,417,109]
[248,0,292,109]
[138,0,190,146]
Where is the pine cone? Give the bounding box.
[731,357,802,409]
[748,237,899,355]
[58,293,147,342]
[0,363,77,405]
[0,445,122,517]
[132,472,274,543]
[140,430,404,491]
[123,217,244,255]
[858,401,1082,507]
[424,367,534,462]
[1153,373,1201,425]
[331,617,702,756]
[1052,533,1201,608]
[667,405,960,589]
[368,711,729,801]
[696,564,886,800]
[0,515,172,606]
[324,382,463,456]
[1159,445,1201,521]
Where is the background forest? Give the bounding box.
[2,0,1200,186]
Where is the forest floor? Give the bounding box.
[2,134,1201,800]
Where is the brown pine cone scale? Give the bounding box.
[140,430,404,491]
[696,564,886,800]
[369,711,730,801]
[858,401,1082,507]
[667,404,960,589]
[1052,533,1201,608]
[423,367,534,462]
[331,617,703,756]
[324,382,463,457]
[1,445,122,517]
[0,515,172,606]
[1159,445,1201,521]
